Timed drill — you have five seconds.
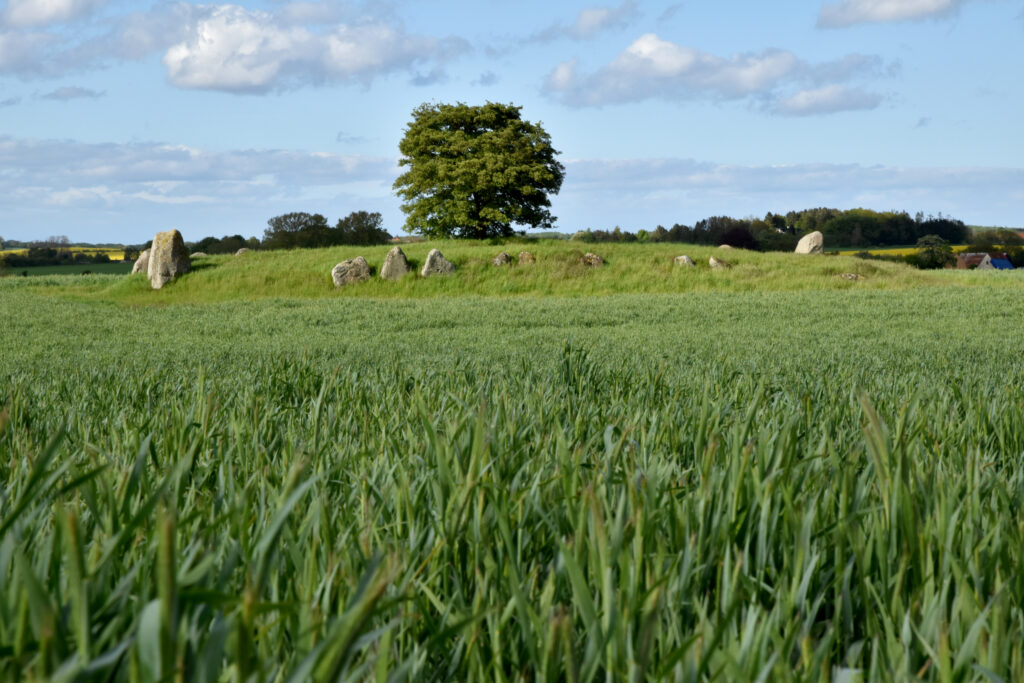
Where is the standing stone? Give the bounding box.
[380,246,411,281]
[795,231,824,254]
[131,249,150,275]
[581,252,603,267]
[147,230,190,289]
[492,252,512,266]
[332,257,371,287]
[235,248,251,256]
[517,251,535,265]
[674,255,695,267]
[421,249,455,277]
[709,256,730,269]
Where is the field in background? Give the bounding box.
[2,247,1024,679]
[0,247,126,260]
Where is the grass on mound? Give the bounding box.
[30,240,1017,305]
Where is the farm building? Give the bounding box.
[956,252,1015,270]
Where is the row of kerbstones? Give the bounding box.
[332,248,613,287]
[332,247,455,287]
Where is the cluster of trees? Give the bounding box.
[178,210,392,256]
[262,211,390,249]
[569,208,971,252]
[860,228,1024,270]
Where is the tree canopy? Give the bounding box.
[393,102,565,239]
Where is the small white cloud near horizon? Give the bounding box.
[544,33,886,113]
[162,5,467,93]
[2,0,105,28]
[817,0,966,28]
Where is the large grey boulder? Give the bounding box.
[147,230,190,289]
[421,249,455,277]
[492,252,512,266]
[235,248,251,256]
[332,257,370,287]
[581,252,603,267]
[709,256,730,269]
[131,249,150,275]
[190,252,208,258]
[795,231,824,254]
[674,255,695,267]
[517,251,535,265]
[380,246,411,281]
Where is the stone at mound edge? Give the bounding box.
[380,246,411,280]
[131,249,150,275]
[147,230,190,289]
[709,256,730,269]
[492,252,512,266]
[517,251,535,265]
[235,248,251,256]
[332,257,371,287]
[674,255,695,267]
[795,231,824,254]
[581,252,603,267]
[421,249,455,277]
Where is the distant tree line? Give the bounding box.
[571,208,971,251]
[180,210,392,255]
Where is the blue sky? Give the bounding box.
[1,0,1022,244]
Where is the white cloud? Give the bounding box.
[2,0,105,28]
[544,33,886,113]
[818,0,965,27]
[162,4,467,93]
[530,1,639,43]
[774,85,882,115]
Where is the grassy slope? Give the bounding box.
[30,239,1020,305]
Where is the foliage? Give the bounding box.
[909,234,955,269]
[333,210,390,246]
[259,211,390,250]
[393,102,565,239]
[3,280,1024,678]
[190,234,257,255]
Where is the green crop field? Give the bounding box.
[2,242,1024,681]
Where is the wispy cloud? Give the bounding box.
[473,71,499,86]
[530,1,639,43]
[40,86,104,101]
[559,157,1024,227]
[774,85,882,116]
[0,96,20,107]
[817,0,968,28]
[1,0,106,28]
[0,135,397,207]
[544,33,887,114]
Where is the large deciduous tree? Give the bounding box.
[393,102,565,239]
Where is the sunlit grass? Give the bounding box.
[2,262,1024,679]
